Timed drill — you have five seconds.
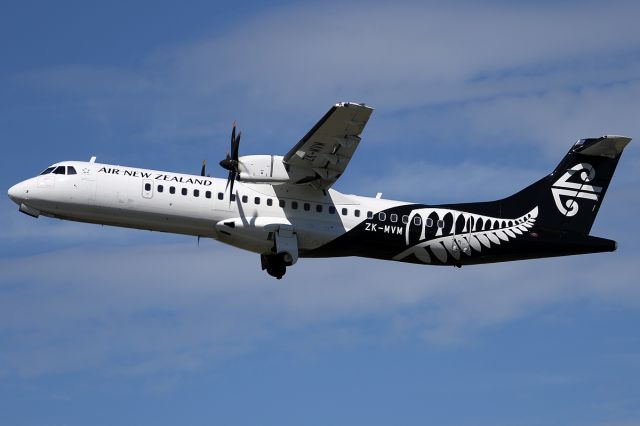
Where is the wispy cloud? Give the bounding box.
[1,240,638,377]
[352,160,543,203]
[16,1,640,157]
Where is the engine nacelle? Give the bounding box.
[237,155,315,184]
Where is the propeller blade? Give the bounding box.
[232,131,241,161]
[231,121,236,151]
[228,171,236,197]
[225,170,234,190]
[220,121,241,195]
[200,160,206,177]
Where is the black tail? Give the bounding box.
[502,135,631,235]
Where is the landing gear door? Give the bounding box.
[275,224,298,265]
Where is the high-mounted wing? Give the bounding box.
[283,102,373,189]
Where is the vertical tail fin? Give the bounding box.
[503,135,631,235]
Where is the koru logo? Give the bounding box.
[551,163,602,217]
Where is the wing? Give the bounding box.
[283,102,373,189]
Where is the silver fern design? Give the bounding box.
[393,207,539,264]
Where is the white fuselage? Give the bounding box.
[8,160,407,256]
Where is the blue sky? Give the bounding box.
[1,1,640,425]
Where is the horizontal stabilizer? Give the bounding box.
[573,135,631,158]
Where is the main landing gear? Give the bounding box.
[261,253,289,279]
[261,225,298,279]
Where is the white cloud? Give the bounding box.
[351,160,543,203]
[1,239,638,377]
[18,1,640,155]
[154,1,640,107]
[0,201,143,244]
[459,80,640,155]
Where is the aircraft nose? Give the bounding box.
[7,181,28,205]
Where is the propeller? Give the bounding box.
[219,121,241,196]
[195,159,207,248]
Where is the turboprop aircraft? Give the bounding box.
[7,102,632,278]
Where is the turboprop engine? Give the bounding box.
[236,155,316,184]
[214,122,318,189]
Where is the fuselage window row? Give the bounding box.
[150,183,396,222]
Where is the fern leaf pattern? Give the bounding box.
[393,207,538,264]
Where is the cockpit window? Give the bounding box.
[53,166,66,174]
[67,166,77,175]
[40,167,55,175]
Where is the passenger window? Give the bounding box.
[316,204,323,213]
[378,212,386,221]
[255,197,260,205]
[355,209,360,217]
[158,185,164,193]
[367,211,373,219]
[292,201,298,209]
[67,166,77,175]
[341,208,348,216]
[279,199,286,208]
[230,194,236,202]
[217,192,223,200]
[170,186,176,194]
[267,198,273,206]
[206,191,211,199]
[144,183,151,191]
[329,206,336,214]
[402,215,409,224]
[242,195,248,203]
[437,219,444,228]
[194,189,200,197]
[413,216,422,225]
[53,166,65,174]
[426,218,433,227]
[303,203,310,211]
[181,188,187,196]
[390,214,398,222]
[40,167,55,175]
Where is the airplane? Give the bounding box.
[7,102,632,279]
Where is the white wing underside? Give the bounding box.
[283,102,373,190]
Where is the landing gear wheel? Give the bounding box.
[267,263,286,279]
[261,254,287,279]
